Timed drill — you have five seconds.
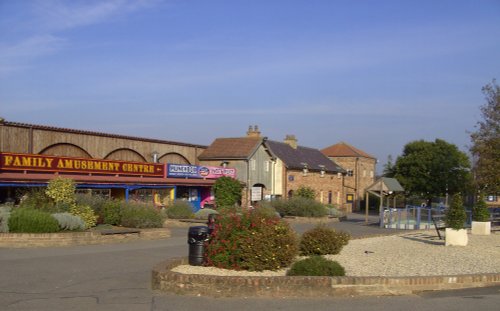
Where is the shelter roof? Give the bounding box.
[366,177,404,194]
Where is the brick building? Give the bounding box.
[321,142,377,211]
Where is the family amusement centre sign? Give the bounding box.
[167,164,236,179]
[0,152,165,177]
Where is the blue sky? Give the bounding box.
[1,0,499,171]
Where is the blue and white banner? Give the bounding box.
[167,164,236,179]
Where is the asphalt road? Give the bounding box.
[0,216,499,311]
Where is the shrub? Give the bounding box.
[75,194,109,224]
[52,212,86,231]
[287,256,345,276]
[8,208,60,233]
[325,205,345,217]
[252,205,280,219]
[299,225,350,256]
[45,177,76,206]
[69,204,98,229]
[194,208,218,220]
[213,176,242,207]
[295,186,315,200]
[445,194,467,230]
[165,200,194,219]
[103,200,122,225]
[472,195,491,222]
[272,197,327,217]
[0,205,12,233]
[19,188,55,212]
[120,202,165,228]
[205,210,298,271]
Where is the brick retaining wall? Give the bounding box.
[0,228,170,248]
[152,258,500,298]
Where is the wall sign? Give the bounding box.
[0,152,164,177]
[167,164,236,179]
[251,186,263,201]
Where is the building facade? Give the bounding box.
[0,120,233,210]
[321,142,377,211]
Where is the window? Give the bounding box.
[363,170,366,177]
[250,159,256,171]
[264,160,269,172]
[370,170,374,178]
[347,169,354,177]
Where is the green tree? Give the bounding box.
[383,155,396,177]
[213,177,242,207]
[445,194,467,230]
[470,79,500,193]
[393,139,472,202]
[295,186,315,200]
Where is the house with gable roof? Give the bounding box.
[200,126,347,207]
[321,142,377,211]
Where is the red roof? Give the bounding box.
[198,137,263,160]
[321,142,376,159]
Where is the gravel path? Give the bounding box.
[172,231,500,277]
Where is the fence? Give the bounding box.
[380,205,473,230]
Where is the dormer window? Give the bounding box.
[301,162,308,176]
[319,165,325,178]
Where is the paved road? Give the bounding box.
[0,215,499,311]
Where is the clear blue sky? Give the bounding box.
[1,0,499,171]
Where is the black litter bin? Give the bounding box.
[188,226,209,266]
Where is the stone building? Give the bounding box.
[321,142,377,211]
[200,126,346,207]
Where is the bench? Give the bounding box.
[431,214,446,239]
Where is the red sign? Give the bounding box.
[0,152,165,177]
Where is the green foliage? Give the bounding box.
[8,208,60,233]
[325,205,345,217]
[165,200,195,219]
[287,256,345,276]
[45,177,76,206]
[472,195,491,222]
[470,79,500,193]
[445,194,467,230]
[75,194,109,224]
[299,225,350,256]
[69,204,98,229]
[295,186,316,200]
[102,200,122,225]
[194,208,218,220]
[19,188,55,212]
[0,205,12,233]
[120,202,165,228]
[251,205,280,219]
[205,210,298,271]
[394,139,472,199]
[271,197,327,217]
[213,176,242,207]
[52,212,86,231]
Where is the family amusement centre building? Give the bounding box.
[0,120,235,211]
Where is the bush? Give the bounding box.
[0,205,12,233]
[213,176,242,207]
[45,177,76,206]
[272,197,327,218]
[194,208,218,220]
[69,204,98,229]
[252,205,280,219]
[103,200,122,225]
[287,256,345,276]
[75,194,109,224]
[19,188,55,212]
[120,202,165,228]
[52,212,86,231]
[472,195,491,222]
[445,194,467,230]
[299,225,350,256]
[295,186,315,200]
[8,208,60,233]
[205,210,298,271]
[325,205,345,217]
[165,200,195,219]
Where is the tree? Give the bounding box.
[213,177,242,207]
[382,155,396,177]
[393,139,472,202]
[470,79,500,193]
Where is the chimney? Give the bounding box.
[284,134,298,149]
[246,125,261,138]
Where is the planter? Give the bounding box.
[471,221,491,235]
[445,228,468,246]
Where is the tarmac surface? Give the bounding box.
[1,212,499,311]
